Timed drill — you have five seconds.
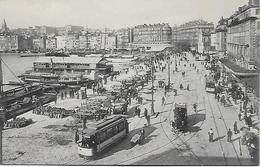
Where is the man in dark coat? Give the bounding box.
[227,128,232,142]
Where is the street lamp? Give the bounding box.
[151,55,155,115]
[167,56,171,87]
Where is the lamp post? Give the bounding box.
[151,56,155,115]
[167,56,171,87]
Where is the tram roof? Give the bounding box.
[80,115,124,136]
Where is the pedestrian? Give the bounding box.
[227,128,232,142]
[171,121,175,132]
[140,128,145,137]
[75,129,79,143]
[134,106,138,116]
[146,115,151,126]
[208,128,214,142]
[162,96,165,105]
[137,107,141,118]
[144,108,148,118]
[238,112,242,121]
[217,94,220,102]
[233,121,238,134]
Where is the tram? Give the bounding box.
[77,115,129,158]
[174,103,188,131]
[205,75,216,93]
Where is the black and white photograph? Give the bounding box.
[0,0,259,165]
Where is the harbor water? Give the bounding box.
[0,53,39,90]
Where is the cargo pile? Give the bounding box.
[33,106,73,118]
[75,97,111,121]
[4,117,33,128]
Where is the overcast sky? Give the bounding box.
[0,0,248,29]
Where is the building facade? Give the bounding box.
[132,23,172,51]
[0,34,21,51]
[173,20,214,53]
[226,1,260,69]
[32,37,46,51]
[100,33,117,50]
[215,17,228,57]
[46,37,57,50]
[116,28,133,49]
[88,35,102,50]
[210,32,218,51]
[65,35,79,50]
[79,35,88,50]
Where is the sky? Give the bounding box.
[0,0,248,29]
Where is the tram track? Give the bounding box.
[204,78,228,165]
[117,60,207,165]
[213,93,242,165]
[157,69,206,165]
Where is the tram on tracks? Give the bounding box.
[77,115,129,158]
[205,75,216,93]
[173,103,188,131]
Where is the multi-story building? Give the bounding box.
[56,36,66,50]
[0,19,22,51]
[100,33,116,50]
[64,35,79,50]
[226,0,260,69]
[132,23,172,51]
[0,34,21,51]
[32,36,46,51]
[210,31,218,51]
[20,36,33,51]
[46,37,57,50]
[88,35,102,50]
[79,35,88,50]
[215,17,228,57]
[116,28,131,49]
[173,20,214,53]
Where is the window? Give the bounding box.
[118,122,125,131]
[99,131,107,143]
[257,22,260,29]
[256,8,260,15]
[106,128,113,138]
[113,126,119,135]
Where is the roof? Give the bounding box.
[80,115,124,137]
[219,59,258,74]
[34,55,104,64]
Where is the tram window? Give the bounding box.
[113,126,119,135]
[106,128,113,138]
[118,122,125,131]
[99,131,107,143]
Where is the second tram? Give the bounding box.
[174,103,188,131]
[205,75,216,93]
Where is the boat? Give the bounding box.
[106,54,138,63]
[58,72,87,85]
[19,72,59,84]
[20,52,46,57]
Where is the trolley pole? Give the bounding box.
[151,56,155,115]
[168,56,171,87]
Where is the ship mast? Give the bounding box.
[0,56,3,94]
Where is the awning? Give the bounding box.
[219,59,258,76]
[238,75,259,97]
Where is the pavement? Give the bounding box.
[2,52,258,165]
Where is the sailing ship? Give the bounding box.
[0,56,56,122]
